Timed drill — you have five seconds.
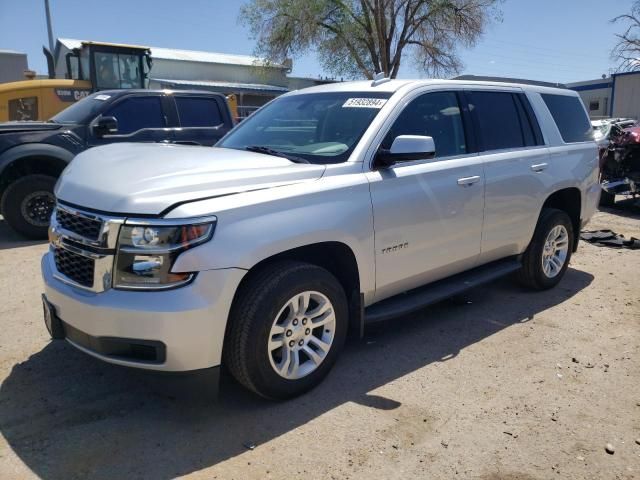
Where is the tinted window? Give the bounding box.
[468,91,525,151]
[382,91,466,158]
[513,95,537,146]
[104,97,164,134]
[176,97,223,127]
[516,93,545,146]
[541,94,592,143]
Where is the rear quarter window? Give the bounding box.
[541,94,592,143]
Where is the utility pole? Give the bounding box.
[44,0,55,53]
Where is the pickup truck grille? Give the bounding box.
[50,204,124,292]
[56,208,103,240]
[53,247,95,288]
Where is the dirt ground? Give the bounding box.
[0,200,638,480]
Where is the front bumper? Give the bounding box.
[42,251,246,372]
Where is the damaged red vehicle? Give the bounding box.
[599,123,640,206]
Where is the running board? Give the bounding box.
[364,257,522,324]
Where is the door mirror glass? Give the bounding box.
[375,135,435,167]
[93,116,118,137]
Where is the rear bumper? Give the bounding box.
[42,251,246,372]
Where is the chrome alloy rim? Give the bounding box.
[542,225,569,278]
[268,291,336,380]
[21,191,55,227]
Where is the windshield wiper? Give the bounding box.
[245,145,309,164]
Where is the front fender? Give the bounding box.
[0,143,75,177]
[169,175,376,296]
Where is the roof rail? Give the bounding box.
[453,75,567,89]
[371,72,391,87]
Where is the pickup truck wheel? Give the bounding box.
[518,208,574,290]
[224,261,348,400]
[1,175,56,239]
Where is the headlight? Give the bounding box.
[114,218,216,290]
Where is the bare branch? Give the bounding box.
[241,0,502,79]
[611,1,640,72]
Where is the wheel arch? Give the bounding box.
[0,144,72,197]
[226,241,364,344]
[540,187,581,252]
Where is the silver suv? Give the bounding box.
[42,79,600,399]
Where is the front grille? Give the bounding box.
[56,208,103,240]
[54,247,95,288]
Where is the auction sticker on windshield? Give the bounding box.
[343,98,387,108]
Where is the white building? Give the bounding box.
[566,78,613,119]
[567,72,640,120]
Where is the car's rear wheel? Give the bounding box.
[224,261,348,400]
[517,208,574,290]
[1,174,56,239]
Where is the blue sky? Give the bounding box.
[0,0,635,83]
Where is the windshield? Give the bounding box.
[50,92,111,124]
[217,92,393,164]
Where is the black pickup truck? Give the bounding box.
[0,89,234,238]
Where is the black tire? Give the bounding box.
[1,174,56,239]
[224,260,348,400]
[517,208,574,290]
[599,188,615,207]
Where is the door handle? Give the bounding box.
[530,163,548,172]
[457,175,481,186]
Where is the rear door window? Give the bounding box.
[103,96,165,134]
[466,91,526,151]
[541,93,592,143]
[175,97,223,127]
[382,91,467,158]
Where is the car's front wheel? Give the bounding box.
[517,208,574,290]
[1,174,56,239]
[224,261,348,400]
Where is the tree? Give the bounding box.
[612,1,640,72]
[241,0,501,79]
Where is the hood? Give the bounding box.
[0,121,62,134]
[55,143,326,215]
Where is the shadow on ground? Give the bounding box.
[0,269,593,479]
[599,196,640,220]
[0,217,47,250]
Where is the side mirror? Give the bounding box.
[374,135,435,168]
[93,116,118,137]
